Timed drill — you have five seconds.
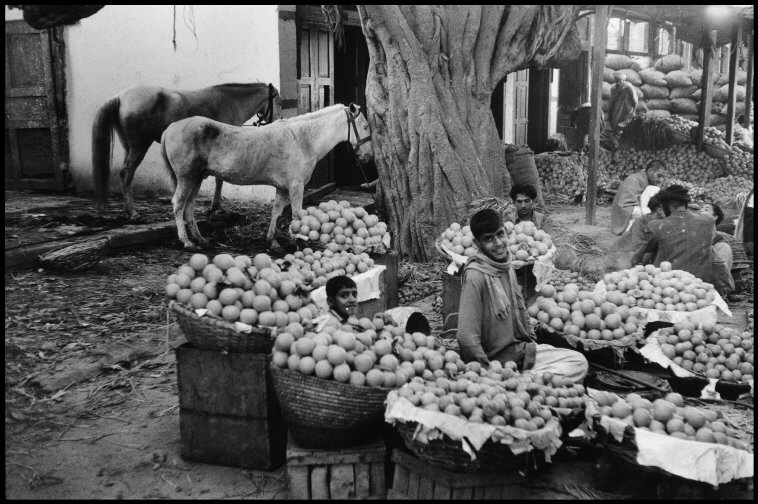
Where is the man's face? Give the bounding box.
[647,169,665,186]
[327,286,358,318]
[651,207,666,220]
[699,204,717,221]
[514,193,534,218]
[474,227,509,262]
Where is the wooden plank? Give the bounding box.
[329,464,355,499]
[743,33,753,130]
[725,21,741,145]
[433,482,451,499]
[417,475,435,500]
[585,5,609,226]
[310,466,330,499]
[369,462,386,499]
[286,435,385,466]
[372,250,399,309]
[286,465,311,500]
[392,460,410,496]
[483,485,503,499]
[354,462,371,498]
[175,345,269,417]
[696,21,716,152]
[451,487,473,499]
[179,409,285,470]
[406,469,421,499]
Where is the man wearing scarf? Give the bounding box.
[456,209,588,383]
[632,185,723,287]
[610,159,666,235]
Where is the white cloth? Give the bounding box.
[532,344,588,383]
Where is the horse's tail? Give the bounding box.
[91,96,122,208]
[159,129,177,192]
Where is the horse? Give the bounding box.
[91,82,281,219]
[159,103,373,250]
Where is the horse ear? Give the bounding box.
[268,83,275,94]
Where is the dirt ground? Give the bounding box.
[4,190,754,499]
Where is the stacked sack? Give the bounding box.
[693,68,749,128]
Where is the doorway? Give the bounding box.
[5,20,69,190]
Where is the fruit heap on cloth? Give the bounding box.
[166,252,320,329]
[290,200,391,254]
[585,389,753,486]
[271,315,464,389]
[275,248,374,289]
[437,220,556,271]
[642,321,754,385]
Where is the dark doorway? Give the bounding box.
[333,25,376,188]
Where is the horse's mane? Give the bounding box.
[212,82,267,89]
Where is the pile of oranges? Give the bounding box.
[290,201,390,253]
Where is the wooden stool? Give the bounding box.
[286,433,387,499]
[388,449,527,499]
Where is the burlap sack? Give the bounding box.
[641,84,669,100]
[669,85,700,99]
[602,81,611,99]
[670,98,699,115]
[631,56,652,73]
[603,67,616,84]
[617,68,642,87]
[646,99,671,111]
[654,54,685,73]
[505,144,544,208]
[605,54,633,71]
[690,69,720,87]
[639,68,668,87]
[664,70,693,88]
[647,109,671,118]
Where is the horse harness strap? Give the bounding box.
[345,109,371,151]
[255,86,277,127]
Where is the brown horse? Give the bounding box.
[160,103,373,250]
[91,82,281,219]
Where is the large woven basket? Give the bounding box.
[38,237,110,272]
[170,301,274,353]
[270,365,392,449]
[395,421,528,473]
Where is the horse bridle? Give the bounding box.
[345,108,371,153]
[254,86,278,127]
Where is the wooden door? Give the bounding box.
[513,69,529,146]
[298,25,335,188]
[5,20,66,190]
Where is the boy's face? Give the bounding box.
[699,204,716,221]
[474,226,509,262]
[327,286,358,318]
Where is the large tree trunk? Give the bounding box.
[356,5,581,260]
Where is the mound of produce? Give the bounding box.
[650,320,754,383]
[290,200,391,253]
[548,268,597,292]
[166,253,319,328]
[660,178,706,203]
[275,248,374,289]
[604,145,724,186]
[437,222,477,257]
[601,263,717,313]
[723,149,754,179]
[527,283,645,343]
[437,220,554,263]
[271,315,464,389]
[535,151,612,199]
[396,361,585,426]
[591,390,748,449]
[706,175,755,209]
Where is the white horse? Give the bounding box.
[159,103,373,249]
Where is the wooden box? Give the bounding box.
[387,449,526,500]
[441,272,462,324]
[357,250,399,318]
[176,344,286,470]
[286,433,387,499]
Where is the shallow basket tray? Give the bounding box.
[169,301,274,353]
[395,421,527,473]
[38,237,110,272]
[270,365,392,449]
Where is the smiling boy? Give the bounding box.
[456,209,588,382]
[313,275,359,331]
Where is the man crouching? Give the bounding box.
[456,209,588,383]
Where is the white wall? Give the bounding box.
[65,5,280,203]
[4,6,24,20]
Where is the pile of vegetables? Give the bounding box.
[706,175,754,209]
[549,268,598,292]
[724,149,754,179]
[275,249,374,289]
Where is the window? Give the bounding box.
[607,18,623,50]
[628,21,648,53]
[658,28,671,56]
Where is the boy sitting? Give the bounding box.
[457,209,588,383]
[313,276,359,332]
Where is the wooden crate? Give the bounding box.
[387,449,526,500]
[286,433,387,499]
[356,250,399,318]
[441,272,462,324]
[176,344,287,470]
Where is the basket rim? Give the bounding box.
[169,300,274,336]
[270,363,394,395]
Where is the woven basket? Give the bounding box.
[395,421,527,473]
[38,237,110,272]
[270,365,392,449]
[170,301,274,353]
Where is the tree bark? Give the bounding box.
[356,5,581,260]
